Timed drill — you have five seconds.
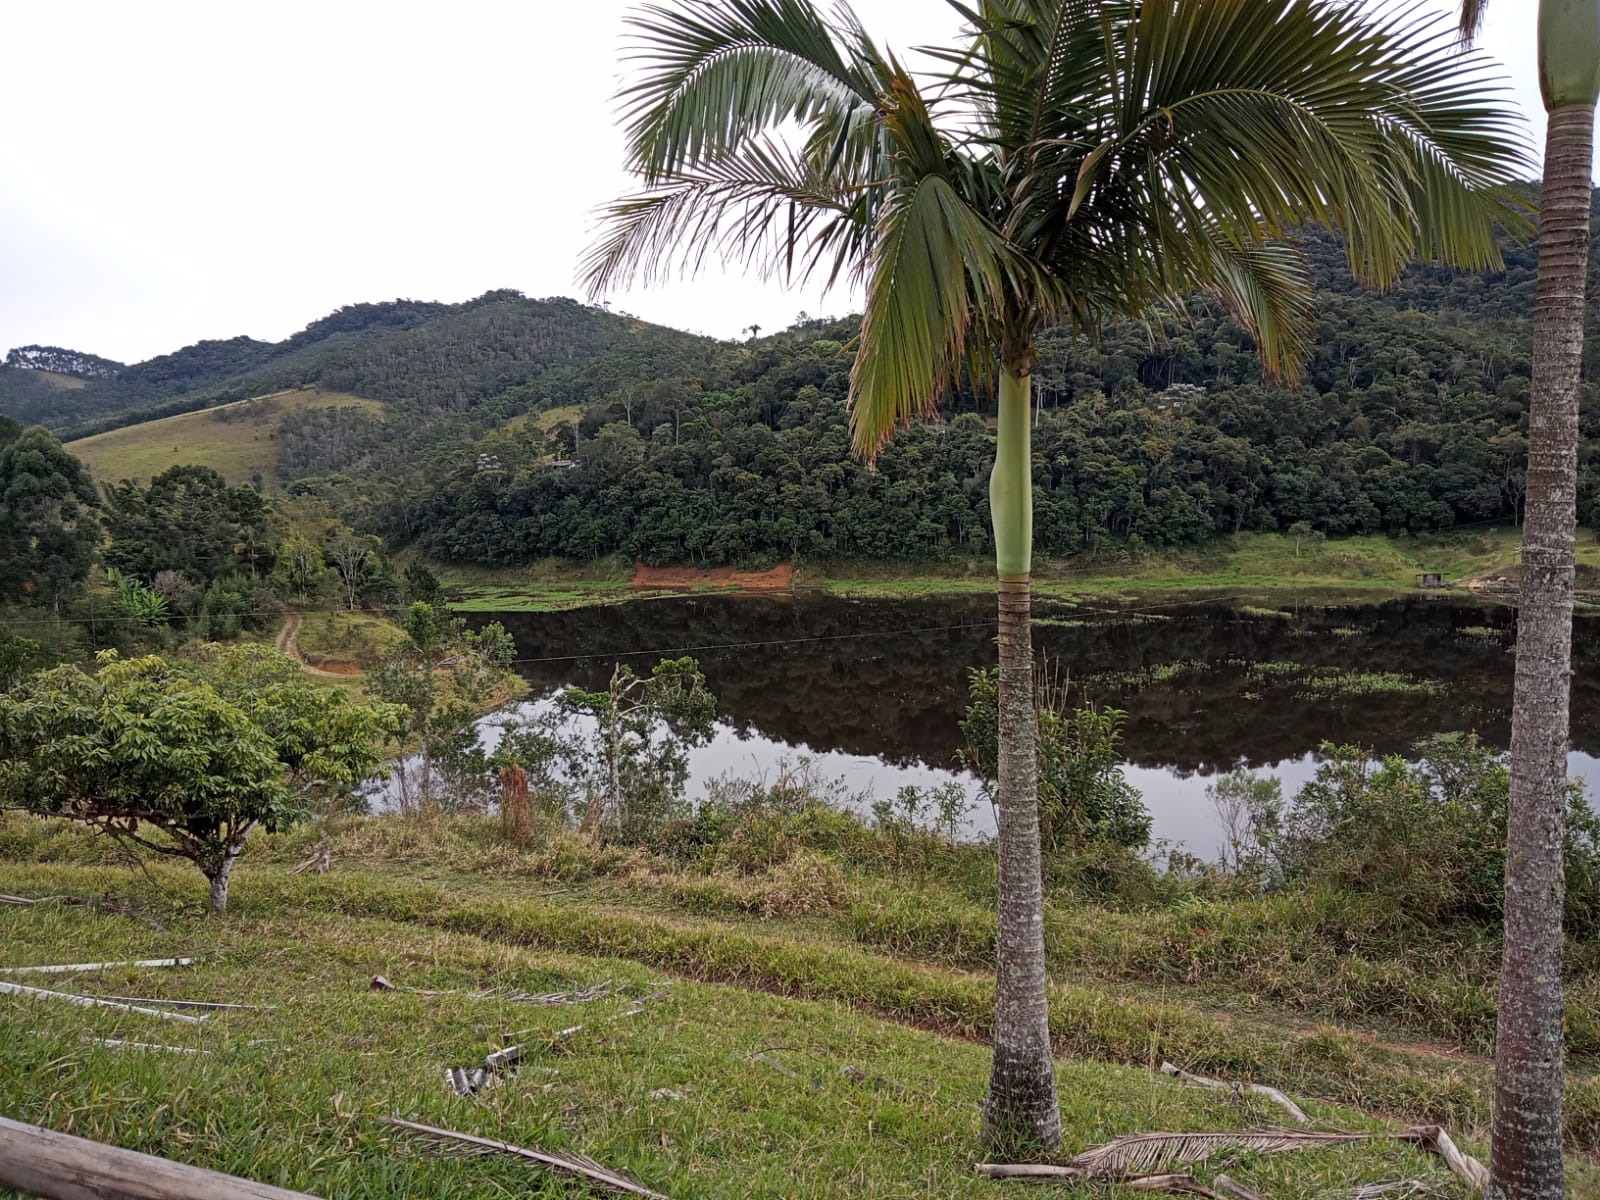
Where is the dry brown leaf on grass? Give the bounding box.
[380,1117,668,1198]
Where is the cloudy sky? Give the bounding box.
[0,0,1581,365]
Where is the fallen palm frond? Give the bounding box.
[379,1116,668,1198]
[1066,1130,1368,1178]
[85,1036,212,1055]
[1351,1183,1433,1199]
[973,1164,1220,1194]
[1393,1127,1487,1191]
[750,1051,800,1080]
[287,845,332,875]
[1214,1175,1278,1200]
[374,975,617,1005]
[979,1124,1486,1193]
[1122,1176,1223,1196]
[1160,1062,1310,1125]
[101,995,259,1011]
[0,979,207,1023]
[839,1063,911,1096]
[0,956,192,975]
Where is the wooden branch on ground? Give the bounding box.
[0,979,207,1023]
[0,957,192,976]
[1159,1062,1309,1125]
[0,1114,322,1199]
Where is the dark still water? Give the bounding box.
[467,593,1600,856]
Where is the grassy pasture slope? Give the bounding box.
[65,388,382,489]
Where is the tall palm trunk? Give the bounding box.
[983,364,1061,1153]
[1489,5,1598,1193]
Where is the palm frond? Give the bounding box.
[380,1117,668,1198]
[1197,238,1316,386]
[1068,1130,1369,1178]
[583,138,870,294]
[847,69,1049,457]
[1459,0,1489,39]
[619,0,885,183]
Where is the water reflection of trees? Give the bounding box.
[479,595,1600,775]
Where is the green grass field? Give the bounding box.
[34,370,89,390]
[8,840,1578,1200]
[65,388,383,489]
[501,404,583,436]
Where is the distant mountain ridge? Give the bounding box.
[0,290,707,439]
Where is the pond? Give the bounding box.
[445,591,1600,856]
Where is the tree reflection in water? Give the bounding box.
[466,594,1600,849]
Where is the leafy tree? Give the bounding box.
[274,534,327,601]
[0,426,101,611]
[587,0,1527,1151]
[367,602,515,812]
[0,627,43,690]
[102,465,269,585]
[554,656,716,838]
[326,532,379,611]
[0,646,398,910]
[962,670,1149,853]
[105,567,169,628]
[404,561,443,606]
[1460,2,1600,1192]
[1206,771,1284,877]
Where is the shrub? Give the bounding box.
[1275,736,1600,937]
[960,668,1150,851]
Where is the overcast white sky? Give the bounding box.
[0,0,1581,365]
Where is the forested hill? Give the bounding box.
[6,198,1600,567]
[0,292,713,438]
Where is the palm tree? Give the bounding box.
[1459,4,1597,1197]
[586,0,1528,1152]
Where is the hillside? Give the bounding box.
[0,291,711,440]
[65,388,384,489]
[7,197,1600,569]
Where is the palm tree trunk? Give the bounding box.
[983,366,1060,1154]
[1488,97,1595,1200]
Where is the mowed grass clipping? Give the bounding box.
[0,898,1499,1200]
[66,388,383,489]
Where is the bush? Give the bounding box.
[960,669,1150,852]
[1274,736,1600,937]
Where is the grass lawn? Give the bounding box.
[65,389,383,490]
[0,881,1514,1200]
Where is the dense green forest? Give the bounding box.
[4,200,1599,568]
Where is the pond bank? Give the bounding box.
[439,527,1571,613]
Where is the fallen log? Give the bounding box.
[0,1114,322,1200]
